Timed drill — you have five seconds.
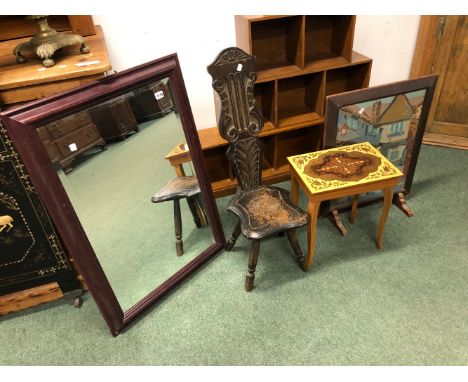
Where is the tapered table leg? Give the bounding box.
[350,194,359,223]
[376,187,393,250]
[304,200,321,271]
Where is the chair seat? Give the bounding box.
[151,175,201,203]
[228,185,309,240]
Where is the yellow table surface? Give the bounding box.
[287,142,403,195]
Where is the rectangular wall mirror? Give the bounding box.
[0,54,225,336]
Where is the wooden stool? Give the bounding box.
[151,175,206,256]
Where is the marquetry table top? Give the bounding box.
[287,142,403,195]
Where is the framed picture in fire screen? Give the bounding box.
[323,75,438,234]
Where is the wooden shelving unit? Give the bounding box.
[199,15,372,198]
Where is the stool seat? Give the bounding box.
[151,175,201,203]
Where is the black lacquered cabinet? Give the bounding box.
[0,123,82,306]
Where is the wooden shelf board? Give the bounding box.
[199,120,274,149]
[256,50,371,83]
[243,15,293,22]
[199,116,323,152]
[305,51,341,63]
[276,112,324,131]
[198,127,227,150]
[256,64,302,82]
[210,162,292,198]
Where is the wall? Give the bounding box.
[92,15,421,130]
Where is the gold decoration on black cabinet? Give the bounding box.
[0,122,80,296]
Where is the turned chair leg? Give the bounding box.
[286,229,305,270]
[226,221,242,251]
[174,199,183,256]
[245,240,261,292]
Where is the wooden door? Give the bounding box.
[411,16,468,149]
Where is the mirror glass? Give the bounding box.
[37,78,214,311]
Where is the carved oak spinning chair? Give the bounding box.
[207,47,309,291]
[151,175,206,256]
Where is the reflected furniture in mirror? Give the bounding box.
[207,47,308,291]
[151,175,204,256]
[38,110,107,173]
[88,96,139,141]
[1,53,225,335]
[129,80,174,123]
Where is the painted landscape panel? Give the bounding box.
[331,89,426,208]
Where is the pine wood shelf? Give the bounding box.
[199,16,372,198]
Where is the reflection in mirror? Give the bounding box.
[37,78,214,311]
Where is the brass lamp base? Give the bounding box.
[13,15,90,68]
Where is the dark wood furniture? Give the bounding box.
[411,16,468,150]
[208,47,308,291]
[0,16,96,42]
[89,97,139,141]
[38,109,106,173]
[0,122,84,314]
[0,20,108,316]
[1,53,225,336]
[129,81,174,123]
[199,16,372,198]
[288,142,403,270]
[151,176,205,256]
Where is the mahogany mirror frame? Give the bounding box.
[0,53,225,336]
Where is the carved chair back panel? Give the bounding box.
[207,47,265,190]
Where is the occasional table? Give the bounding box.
[288,142,403,270]
[165,142,191,177]
[164,142,208,227]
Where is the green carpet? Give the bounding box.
[57,112,214,311]
[0,144,467,365]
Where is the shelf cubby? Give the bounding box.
[261,135,276,169]
[325,62,372,97]
[235,15,303,75]
[254,80,276,126]
[304,16,355,65]
[274,125,324,169]
[277,71,324,128]
[202,146,232,183]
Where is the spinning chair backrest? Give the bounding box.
[207,47,265,191]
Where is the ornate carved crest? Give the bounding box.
[211,48,251,66]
